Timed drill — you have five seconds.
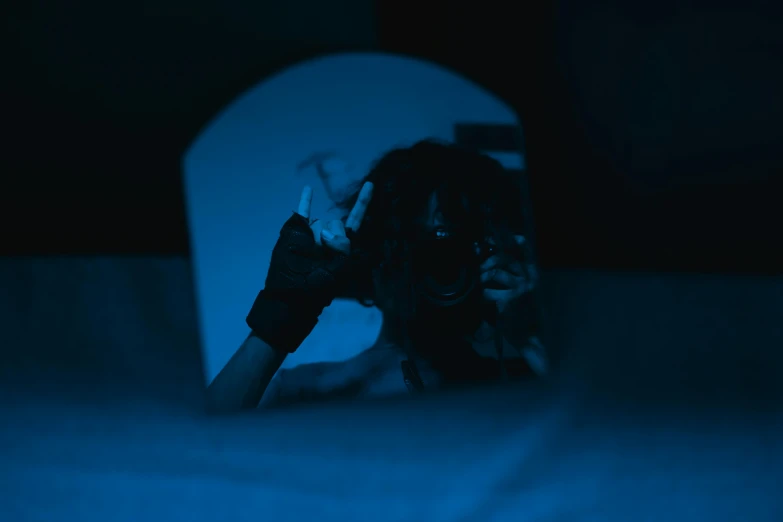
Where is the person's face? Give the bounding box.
[372,192,472,321]
[421,191,450,236]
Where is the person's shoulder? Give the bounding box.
[260,348,386,408]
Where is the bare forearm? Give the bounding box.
[205,332,287,412]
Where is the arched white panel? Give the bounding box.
[183,52,526,384]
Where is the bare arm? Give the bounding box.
[206,182,373,412]
[205,332,287,412]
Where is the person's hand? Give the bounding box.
[296,182,373,256]
[479,235,537,313]
[245,182,374,353]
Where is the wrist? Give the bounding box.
[246,291,321,353]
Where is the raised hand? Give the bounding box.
[246,181,374,354]
[479,235,537,313]
[296,182,373,255]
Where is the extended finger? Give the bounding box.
[297,186,313,219]
[310,219,324,246]
[488,235,525,243]
[486,235,525,245]
[480,255,525,275]
[480,269,523,288]
[345,182,374,232]
[483,288,517,304]
[480,255,501,272]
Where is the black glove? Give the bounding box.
[246,213,366,353]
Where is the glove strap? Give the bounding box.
[246,291,321,353]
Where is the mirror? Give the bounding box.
[183,52,543,407]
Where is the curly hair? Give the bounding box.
[335,139,528,305]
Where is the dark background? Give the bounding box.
[4,0,781,272]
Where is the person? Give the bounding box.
[205,140,547,411]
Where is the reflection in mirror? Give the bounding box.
[183,52,546,412]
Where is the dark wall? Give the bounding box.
[3,0,377,255]
[539,270,783,404]
[378,0,783,273]
[0,258,204,407]
[5,0,781,272]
